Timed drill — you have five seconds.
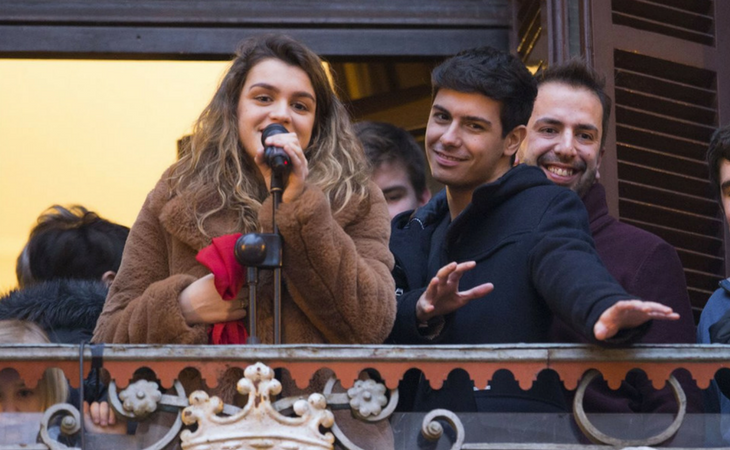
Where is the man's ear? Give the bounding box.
[596,147,606,180]
[597,147,605,169]
[101,271,116,288]
[504,125,526,158]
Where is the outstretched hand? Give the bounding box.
[416,261,494,323]
[593,299,679,341]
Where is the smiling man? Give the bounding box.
[519,61,700,418]
[387,47,679,415]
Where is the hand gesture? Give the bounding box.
[416,261,494,323]
[593,299,679,341]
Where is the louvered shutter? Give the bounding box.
[592,0,730,321]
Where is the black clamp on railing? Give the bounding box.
[79,342,105,448]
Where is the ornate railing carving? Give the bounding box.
[180,361,336,450]
[1,343,729,449]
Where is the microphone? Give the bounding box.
[261,124,291,175]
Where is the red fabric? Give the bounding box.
[195,233,248,345]
[207,320,248,345]
[196,233,246,300]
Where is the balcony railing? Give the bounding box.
[0,343,728,449]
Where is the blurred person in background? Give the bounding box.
[355,121,431,219]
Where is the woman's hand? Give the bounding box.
[179,274,247,325]
[255,131,309,204]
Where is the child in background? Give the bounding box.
[0,320,125,444]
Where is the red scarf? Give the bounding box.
[195,234,249,344]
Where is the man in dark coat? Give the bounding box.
[387,46,679,413]
[518,60,702,417]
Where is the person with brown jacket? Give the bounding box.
[92,34,396,448]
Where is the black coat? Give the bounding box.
[387,165,641,412]
[0,278,107,344]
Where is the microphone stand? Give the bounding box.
[234,169,285,345]
[269,170,284,345]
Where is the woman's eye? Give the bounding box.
[292,102,310,112]
[254,95,272,102]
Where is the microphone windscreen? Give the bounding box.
[261,123,289,145]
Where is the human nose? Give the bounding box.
[553,130,577,159]
[439,122,461,147]
[268,100,292,125]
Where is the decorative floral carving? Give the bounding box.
[118,379,162,418]
[180,362,335,450]
[347,379,387,418]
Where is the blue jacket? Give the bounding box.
[387,165,639,412]
[698,279,730,442]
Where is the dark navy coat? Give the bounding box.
[387,164,640,412]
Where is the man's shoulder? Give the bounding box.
[609,218,666,244]
[699,280,730,331]
[585,183,669,251]
[707,280,730,307]
[478,165,580,211]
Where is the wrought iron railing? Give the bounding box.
[0,343,728,449]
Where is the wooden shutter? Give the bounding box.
[591,0,730,321]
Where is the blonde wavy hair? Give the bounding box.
[167,34,370,236]
[0,320,69,410]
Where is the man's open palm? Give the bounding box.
[416,261,494,322]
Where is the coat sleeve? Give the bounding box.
[92,185,208,345]
[258,181,396,344]
[529,190,639,343]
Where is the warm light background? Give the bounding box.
[0,59,230,293]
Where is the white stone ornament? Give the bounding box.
[118,379,163,418]
[347,379,387,418]
[180,362,335,450]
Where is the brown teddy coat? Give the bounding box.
[92,173,398,449]
[92,175,396,347]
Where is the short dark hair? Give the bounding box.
[431,46,537,138]
[707,124,730,202]
[16,205,130,288]
[537,59,612,148]
[354,121,428,197]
